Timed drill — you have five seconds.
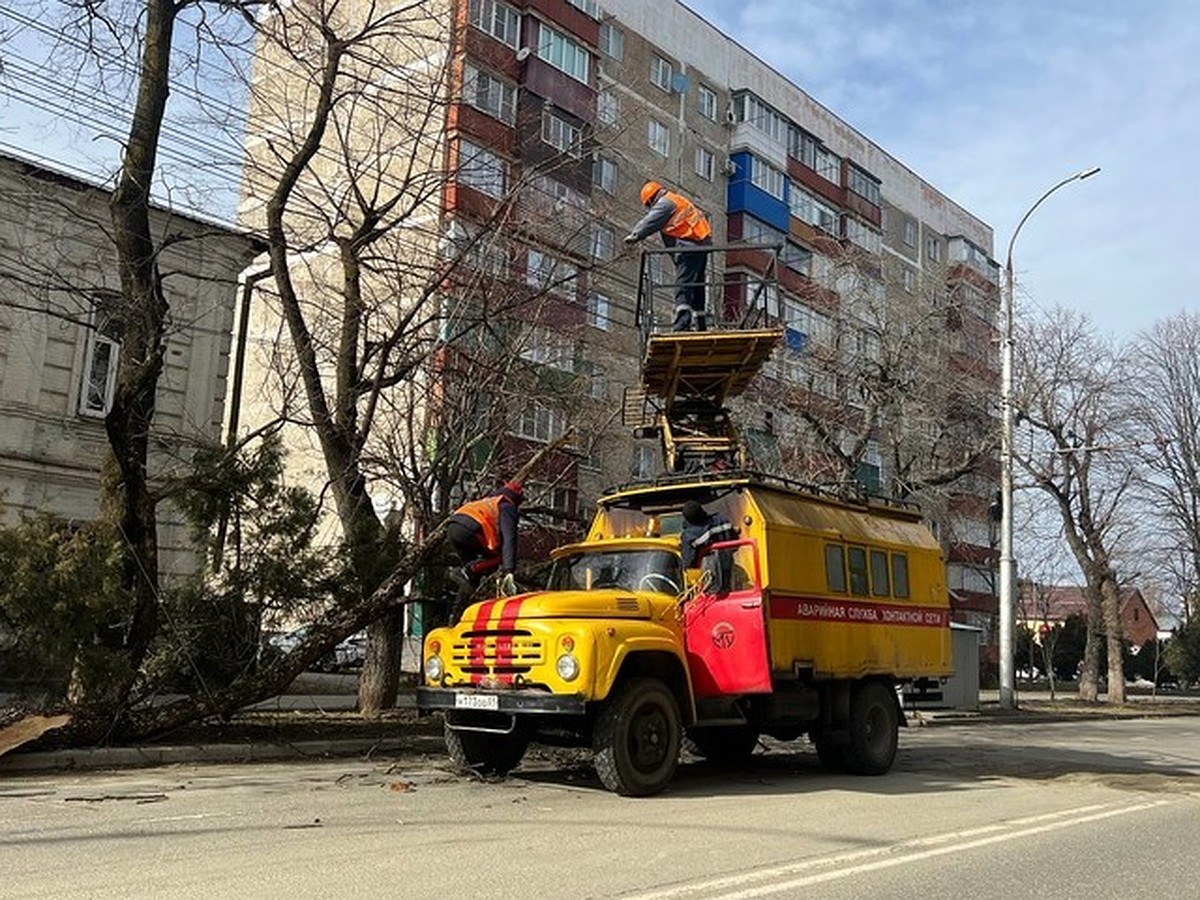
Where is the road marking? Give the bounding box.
[623,800,1174,900]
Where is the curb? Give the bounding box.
[0,734,445,775]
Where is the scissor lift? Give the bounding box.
[626,242,785,473]
[629,329,783,473]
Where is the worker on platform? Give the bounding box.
[446,480,523,618]
[624,181,714,332]
[680,500,737,592]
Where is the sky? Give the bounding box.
[3,1,1197,339]
[682,0,1200,340]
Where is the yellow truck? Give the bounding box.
[416,472,952,795]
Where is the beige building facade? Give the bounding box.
[0,153,262,574]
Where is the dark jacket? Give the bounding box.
[680,511,736,568]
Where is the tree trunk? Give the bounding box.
[1078,590,1102,702]
[358,608,404,716]
[1101,577,1127,704]
[67,0,177,737]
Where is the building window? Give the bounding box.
[647,118,669,157]
[515,402,567,443]
[749,155,784,199]
[458,138,507,198]
[847,165,881,206]
[650,55,672,92]
[597,89,619,126]
[566,0,599,18]
[593,154,617,194]
[526,249,578,298]
[926,236,942,262]
[698,84,717,120]
[80,295,122,417]
[787,182,837,232]
[844,216,882,254]
[733,92,787,144]
[537,23,590,84]
[463,64,517,125]
[590,223,615,260]
[520,325,574,372]
[468,0,521,48]
[598,20,623,60]
[695,146,714,181]
[542,108,582,156]
[903,219,917,247]
[587,292,610,330]
[902,268,916,293]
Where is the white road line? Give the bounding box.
[623,800,1172,900]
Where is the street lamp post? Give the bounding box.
[998,166,1100,710]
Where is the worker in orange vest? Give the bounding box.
[446,480,523,617]
[624,181,714,331]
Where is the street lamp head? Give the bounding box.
[1077,166,1101,180]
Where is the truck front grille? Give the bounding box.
[450,631,545,675]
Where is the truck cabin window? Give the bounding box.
[549,549,682,595]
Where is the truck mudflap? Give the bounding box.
[416,686,586,716]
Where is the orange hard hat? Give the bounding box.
[640,181,663,206]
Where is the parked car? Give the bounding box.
[333,633,367,670]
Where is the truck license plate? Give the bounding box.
[454,692,499,711]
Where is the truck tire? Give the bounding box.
[593,678,681,796]
[844,681,899,775]
[685,726,759,764]
[444,721,529,776]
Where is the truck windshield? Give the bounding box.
[548,549,683,596]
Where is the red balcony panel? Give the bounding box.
[521,57,595,123]
[519,0,600,45]
[778,265,806,296]
[464,25,524,79]
[844,192,881,227]
[454,105,518,156]
[787,160,844,207]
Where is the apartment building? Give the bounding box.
[239,0,1000,639]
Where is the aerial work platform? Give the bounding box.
[627,242,785,473]
[641,329,783,407]
[630,329,783,474]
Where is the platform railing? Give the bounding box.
[634,242,785,349]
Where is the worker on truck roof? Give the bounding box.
[624,181,713,332]
[680,500,737,593]
[446,480,523,618]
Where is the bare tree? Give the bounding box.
[745,245,994,513]
[1013,307,1137,703]
[1130,312,1200,626]
[237,0,628,712]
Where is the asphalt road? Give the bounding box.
[3,716,1199,899]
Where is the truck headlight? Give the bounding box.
[556,653,580,682]
[424,654,444,682]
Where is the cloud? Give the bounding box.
[681,0,1200,335]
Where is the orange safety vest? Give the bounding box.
[661,190,712,243]
[453,495,509,552]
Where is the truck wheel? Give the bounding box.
[685,726,759,763]
[593,678,681,796]
[844,681,899,775]
[444,721,529,776]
